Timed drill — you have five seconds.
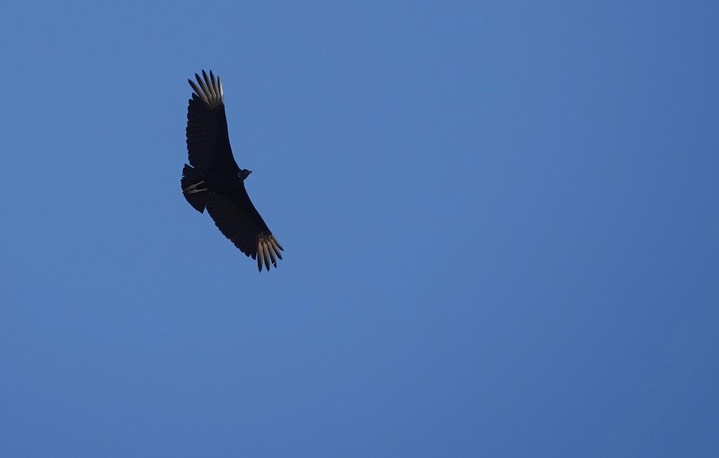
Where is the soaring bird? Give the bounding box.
[181,70,283,271]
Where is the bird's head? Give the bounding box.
[239,169,252,180]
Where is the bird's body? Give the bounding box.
[181,70,283,271]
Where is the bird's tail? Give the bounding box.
[181,164,208,213]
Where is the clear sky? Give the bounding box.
[1,1,718,457]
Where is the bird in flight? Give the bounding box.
[181,70,284,271]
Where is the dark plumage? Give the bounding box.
[181,70,283,271]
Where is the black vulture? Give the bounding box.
[181,70,283,272]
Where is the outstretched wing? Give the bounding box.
[205,192,284,271]
[186,70,239,173]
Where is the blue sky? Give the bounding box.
[1,1,718,456]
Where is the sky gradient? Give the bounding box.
[2,1,718,456]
